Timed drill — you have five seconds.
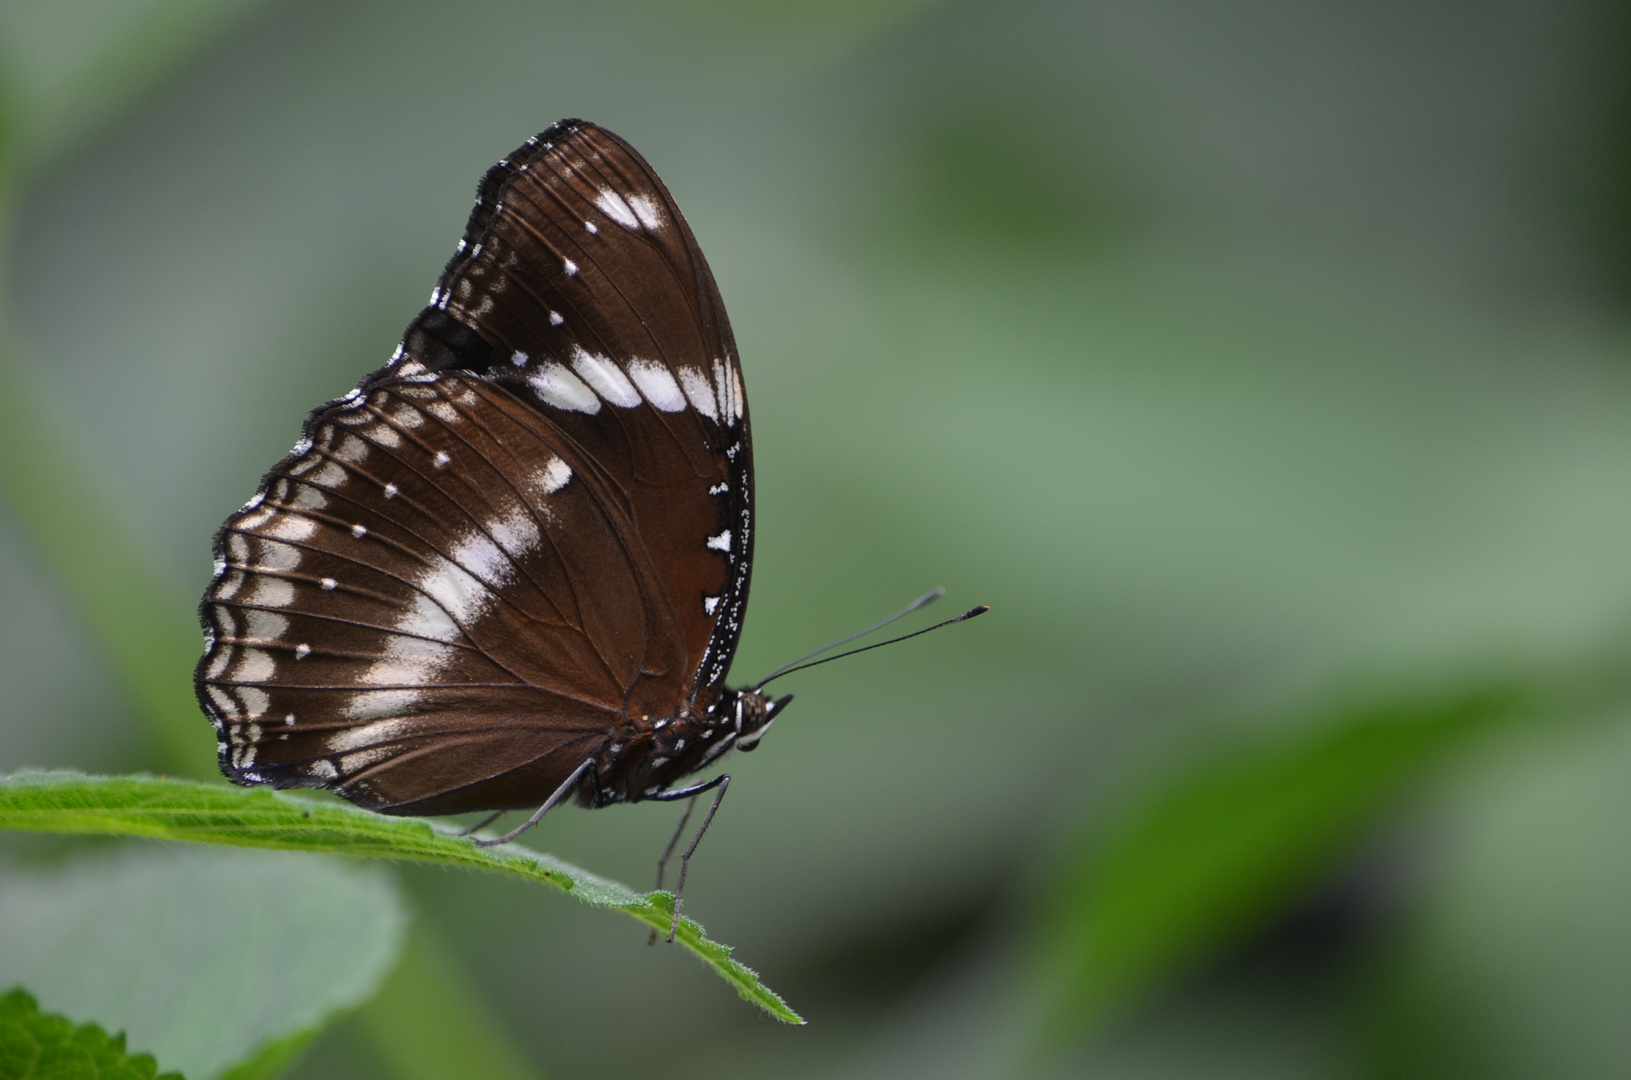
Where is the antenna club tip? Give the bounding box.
[971,605,991,616]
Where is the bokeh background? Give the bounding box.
[3,1,1631,1077]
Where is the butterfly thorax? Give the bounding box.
[587,688,780,806]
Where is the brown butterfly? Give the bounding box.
[196,120,788,932]
[197,119,984,937]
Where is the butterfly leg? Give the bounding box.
[471,757,594,848]
[648,774,731,942]
[654,797,697,894]
[454,810,504,837]
[645,796,699,945]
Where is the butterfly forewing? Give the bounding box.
[198,120,753,814]
[430,123,753,706]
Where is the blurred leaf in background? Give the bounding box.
[1032,680,1536,1039]
[0,845,405,1080]
[0,0,265,182]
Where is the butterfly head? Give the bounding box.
[730,690,794,753]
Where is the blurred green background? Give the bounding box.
[3,1,1631,1077]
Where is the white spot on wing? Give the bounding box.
[244,609,288,639]
[289,485,328,511]
[433,451,451,468]
[265,515,316,543]
[549,311,564,326]
[489,503,541,558]
[255,540,301,572]
[707,530,731,552]
[714,359,738,423]
[398,591,458,642]
[384,483,398,499]
[245,578,294,608]
[205,686,235,716]
[368,422,402,449]
[309,461,347,488]
[626,360,685,411]
[704,596,720,615]
[628,194,662,229]
[450,527,511,589]
[345,536,490,721]
[339,748,392,772]
[528,363,601,414]
[563,258,578,276]
[351,523,368,538]
[678,367,718,420]
[328,717,411,754]
[216,570,244,602]
[235,649,275,683]
[511,350,529,367]
[295,643,311,659]
[570,346,641,407]
[595,189,640,229]
[538,457,572,494]
[422,554,495,624]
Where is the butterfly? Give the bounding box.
[195,120,792,930]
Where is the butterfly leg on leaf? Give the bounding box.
[647,774,731,942]
[471,757,595,848]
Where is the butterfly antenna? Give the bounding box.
[754,596,989,689]
[751,588,944,689]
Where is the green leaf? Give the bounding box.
[0,771,803,1025]
[0,987,181,1080]
[0,844,406,1080]
[1032,682,1534,1035]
